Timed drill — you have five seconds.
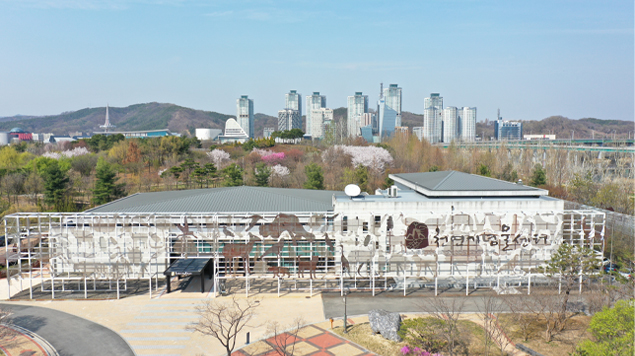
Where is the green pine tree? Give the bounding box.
[222,163,243,187]
[41,160,70,211]
[92,159,125,205]
[530,163,547,186]
[254,163,271,187]
[303,163,324,190]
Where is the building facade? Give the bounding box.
[423,93,443,143]
[378,84,402,140]
[495,119,523,140]
[461,107,477,142]
[237,95,254,138]
[310,108,333,140]
[306,92,326,137]
[443,107,458,143]
[278,109,302,131]
[285,90,302,115]
[347,92,368,138]
[2,171,604,299]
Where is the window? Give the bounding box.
[374,215,381,228]
[342,216,348,233]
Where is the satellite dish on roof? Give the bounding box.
[345,184,362,197]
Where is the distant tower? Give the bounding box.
[378,83,402,141]
[305,92,326,136]
[236,95,254,138]
[285,90,302,115]
[100,104,116,132]
[423,93,443,143]
[347,92,368,138]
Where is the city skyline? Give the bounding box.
[0,1,632,122]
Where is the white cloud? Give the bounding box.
[204,10,233,17]
[2,0,186,10]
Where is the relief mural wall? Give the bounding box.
[2,209,604,298]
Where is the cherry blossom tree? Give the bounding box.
[207,149,230,168]
[322,145,393,173]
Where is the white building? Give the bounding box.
[285,90,302,115]
[461,107,477,142]
[443,107,458,143]
[423,93,443,143]
[195,128,222,141]
[413,126,424,141]
[278,109,302,131]
[347,92,368,138]
[236,95,254,138]
[3,171,604,299]
[219,118,249,143]
[305,92,326,137]
[310,108,333,139]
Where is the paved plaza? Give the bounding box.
[0,274,554,356]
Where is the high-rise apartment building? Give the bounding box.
[305,92,326,136]
[378,84,402,139]
[443,107,458,143]
[461,107,477,142]
[278,109,301,131]
[423,93,443,143]
[285,90,302,115]
[236,95,254,138]
[311,108,333,139]
[347,92,368,137]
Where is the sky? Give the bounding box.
[0,0,633,122]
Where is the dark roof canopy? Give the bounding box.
[390,171,548,197]
[87,186,338,214]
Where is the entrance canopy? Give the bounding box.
[164,258,212,293]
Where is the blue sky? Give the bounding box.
[0,0,633,121]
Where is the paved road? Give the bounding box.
[0,303,135,356]
[321,291,586,319]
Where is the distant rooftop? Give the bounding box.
[390,171,548,197]
[87,186,339,214]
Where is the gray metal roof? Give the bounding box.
[390,171,548,197]
[86,186,338,214]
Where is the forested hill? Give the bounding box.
[2,103,631,139]
[475,116,634,140]
[0,103,235,136]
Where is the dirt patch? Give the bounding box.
[500,314,592,356]
[332,318,504,356]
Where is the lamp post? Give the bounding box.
[343,287,349,333]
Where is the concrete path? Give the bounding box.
[0,303,135,356]
[0,324,50,356]
[233,322,375,356]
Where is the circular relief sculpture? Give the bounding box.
[405,222,429,250]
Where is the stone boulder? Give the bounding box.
[368,309,402,342]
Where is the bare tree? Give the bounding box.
[502,295,536,342]
[187,296,260,356]
[418,298,466,356]
[523,292,572,343]
[265,317,305,356]
[477,295,510,356]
